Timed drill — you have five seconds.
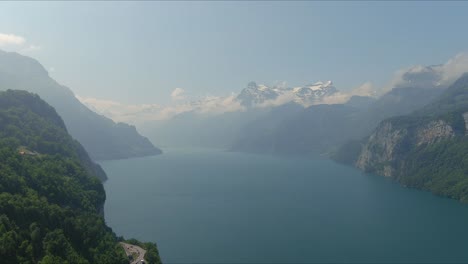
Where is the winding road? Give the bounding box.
[120,242,147,264]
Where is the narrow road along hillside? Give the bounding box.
[120,242,147,264]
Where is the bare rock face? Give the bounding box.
[464,112,468,135]
[356,121,407,177]
[356,118,456,177]
[416,120,455,146]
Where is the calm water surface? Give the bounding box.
[101,148,468,263]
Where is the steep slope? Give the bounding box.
[360,86,444,131]
[236,82,279,107]
[0,50,162,160]
[0,90,161,263]
[350,73,468,202]
[0,90,106,181]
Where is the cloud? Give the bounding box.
[256,91,296,108]
[350,82,376,97]
[21,44,41,53]
[171,88,186,101]
[0,33,25,46]
[384,52,468,93]
[76,92,246,124]
[439,52,468,85]
[319,82,376,105]
[0,33,41,54]
[195,94,245,115]
[77,95,167,123]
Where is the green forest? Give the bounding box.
[0,90,161,263]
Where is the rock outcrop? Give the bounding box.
[356,118,458,177]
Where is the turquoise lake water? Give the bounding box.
[101,148,468,263]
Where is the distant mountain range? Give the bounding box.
[139,76,446,152]
[0,50,162,160]
[139,80,356,148]
[230,82,443,155]
[236,80,337,107]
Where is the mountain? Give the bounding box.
[236,82,279,107]
[291,81,338,105]
[360,86,444,129]
[230,103,304,153]
[138,81,339,149]
[231,103,366,155]
[345,95,376,109]
[140,109,265,149]
[337,73,468,202]
[236,80,338,107]
[232,81,445,156]
[0,50,162,160]
[0,89,106,181]
[0,90,161,263]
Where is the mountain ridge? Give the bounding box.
[0,50,162,161]
[336,73,468,202]
[0,89,164,263]
[236,80,338,107]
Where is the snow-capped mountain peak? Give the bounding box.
[237,81,279,107]
[236,80,339,107]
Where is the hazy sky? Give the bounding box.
[1,1,468,104]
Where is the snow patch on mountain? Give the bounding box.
[236,80,339,107]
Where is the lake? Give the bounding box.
[101,148,468,263]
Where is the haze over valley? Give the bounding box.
[1,2,468,263]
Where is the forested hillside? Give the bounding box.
[0,90,161,263]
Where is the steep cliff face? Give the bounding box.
[415,120,455,146]
[356,121,407,176]
[356,118,457,177]
[347,73,468,202]
[464,112,468,135]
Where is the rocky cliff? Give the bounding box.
[356,118,458,177]
[340,73,468,202]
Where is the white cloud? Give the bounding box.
[171,88,186,101]
[256,91,296,108]
[0,33,42,54]
[439,52,468,85]
[384,52,468,93]
[21,44,41,53]
[318,93,350,105]
[77,95,166,123]
[76,91,246,124]
[0,33,25,46]
[195,94,245,115]
[350,82,375,97]
[319,82,376,105]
